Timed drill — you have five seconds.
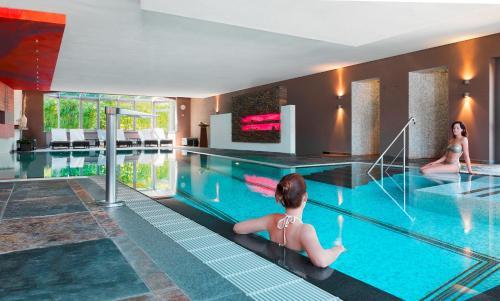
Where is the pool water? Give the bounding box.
[4,150,499,300]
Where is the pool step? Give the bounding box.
[304,165,401,188]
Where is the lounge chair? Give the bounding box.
[69,129,90,149]
[139,129,158,147]
[50,128,70,149]
[153,128,173,147]
[97,129,106,147]
[125,131,142,146]
[117,129,133,148]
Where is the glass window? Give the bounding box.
[155,102,171,130]
[99,100,116,129]
[82,100,97,129]
[43,96,58,131]
[135,101,152,129]
[118,101,134,130]
[59,98,80,129]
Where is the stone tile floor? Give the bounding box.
[0,179,190,301]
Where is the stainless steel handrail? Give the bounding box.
[367,116,415,175]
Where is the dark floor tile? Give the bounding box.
[119,293,156,301]
[154,288,190,301]
[0,212,106,253]
[0,190,11,202]
[113,236,176,292]
[0,182,13,189]
[9,180,75,201]
[3,195,87,219]
[91,210,124,237]
[0,239,149,301]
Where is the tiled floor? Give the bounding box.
[0,179,189,301]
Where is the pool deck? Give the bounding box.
[0,179,189,300]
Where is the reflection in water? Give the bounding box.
[337,188,344,206]
[244,175,278,197]
[21,150,177,198]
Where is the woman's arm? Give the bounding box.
[233,215,273,234]
[300,224,345,268]
[462,138,474,173]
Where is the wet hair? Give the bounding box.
[275,173,306,209]
[451,121,468,138]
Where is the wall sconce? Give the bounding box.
[463,79,470,85]
[463,92,471,99]
[337,104,343,109]
[337,95,342,100]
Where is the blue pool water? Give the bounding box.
[4,150,499,300]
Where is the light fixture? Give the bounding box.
[463,79,470,85]
[337,104,343,109]
[463,92,471,98]
[337,95,342,100]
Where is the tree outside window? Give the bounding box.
[43,97,58,131]
[118,101,134,130]
[135,101,152,129]
[59,98,80,128]
[82,100,97,129]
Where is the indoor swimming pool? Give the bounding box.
[3,150,498,300]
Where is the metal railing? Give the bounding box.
[367,116,416,176]
[367,116,416,222]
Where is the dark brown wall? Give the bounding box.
[176,97,191,146]
[205,33,500,160]
[495,59,500,163]
[23,91,46,147]
[0,81,14,139]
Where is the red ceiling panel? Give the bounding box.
[0,7,65,91]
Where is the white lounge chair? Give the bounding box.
[97,129,106,147]
[69,129,90,148]
[117,129,132,147]
[50,128,70,149]
[153,128,173,147]
[139,129,158,147]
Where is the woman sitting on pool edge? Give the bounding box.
[420,121,474,174]
[233,173,346,268]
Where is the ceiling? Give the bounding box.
[1,0,500,98]
[0,7,65,91]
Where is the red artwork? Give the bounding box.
[0,7,66,91]
[241,113,281,132]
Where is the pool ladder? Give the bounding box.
[368,117,416,222]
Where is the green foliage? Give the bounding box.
[136,101,152,129]
[60,98,80,128]
[43,97,58,131]
[118,101,134,130]
[82,101,97,129]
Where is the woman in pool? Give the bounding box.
[420,121,474,174]
[233,173,346,268]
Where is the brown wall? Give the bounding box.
[23,91,46,147]
[175,97,191,146]
[203,33,500,160]
[495,59,500,163]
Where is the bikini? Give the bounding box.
[445,143,462,167]
[276,214,302,246]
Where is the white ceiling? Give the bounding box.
[2,0,500,98]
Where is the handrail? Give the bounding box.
[367,117,415,174]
